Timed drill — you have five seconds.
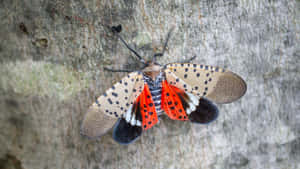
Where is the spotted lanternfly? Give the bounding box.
[80,25,247,145]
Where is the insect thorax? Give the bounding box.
[143,71,165,116]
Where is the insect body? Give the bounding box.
[81,26,247,144]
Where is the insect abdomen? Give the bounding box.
[143,73,164,116]
[149,86,163,116]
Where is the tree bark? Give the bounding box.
[0,0,299,169]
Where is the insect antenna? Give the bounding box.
[103,63,149,72]
[111,25,146,65]
[103,67,134,72]
[153,27,174,62]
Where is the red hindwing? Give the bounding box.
[161,80,188,121]
[139,84,158,130]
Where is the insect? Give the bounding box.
[80,25,247,145]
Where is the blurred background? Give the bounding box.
[0,0,299,169]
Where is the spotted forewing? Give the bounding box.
[81,72,144,138]
[165,63,246,104]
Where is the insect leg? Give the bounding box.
[178,55,197,63]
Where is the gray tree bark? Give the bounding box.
[0,0,299,169]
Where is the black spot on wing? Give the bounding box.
[95,99,101,107]
[114,112,119,117]
[107,98,113,104]
[112,92,118,97]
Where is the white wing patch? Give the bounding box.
[165,63,246,104]
[124,104,142,126]
[94,71,145,118]
[185,92,199,115]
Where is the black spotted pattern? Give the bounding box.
[165,63,229,99]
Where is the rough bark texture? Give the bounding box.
[0,0,299,169]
